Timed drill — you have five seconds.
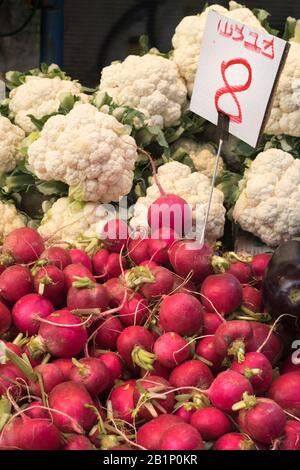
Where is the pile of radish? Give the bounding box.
[0,224,300,451]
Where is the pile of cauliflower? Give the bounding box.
[0,2,300,248]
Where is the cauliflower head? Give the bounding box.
[99,53,187,128]
[9,76,89,133]
[264,41,300,136]
[172,4,264,96]
[0,201,26,242]
[171,138,224,179]
[38,197,117,246]
[27,103,138,203]
[130,161,226,243]
[233,149,300,246]
[0,116,25,173]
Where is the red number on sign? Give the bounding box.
[214,58,252,124]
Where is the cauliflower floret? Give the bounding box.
[265,41,300,136]
[38,197,118,246]
[9,76,89,133]
[0,116,25,173]
[172,4,264,96]
[0,201,26,242]
[233,149,300,246]
[130,161,226,243]
[27,103,138,203]
[171,138,224,179]
[99,54,187,128]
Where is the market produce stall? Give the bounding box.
[0,1,300,452]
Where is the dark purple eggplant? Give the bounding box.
[262,240,300,329]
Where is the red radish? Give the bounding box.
[201,274,243,316]
[196,337,223,372]
[213,320,253,360]
[247,322,283,365]
[251,253,271,282]
[169,360,213,390]
[18,417,61,450]
[29,363,65,396]
[0,418,22,449]
[168,240,213,282]
[96,351,124,388]
[117,326,155,370]
[118,293,149,326]
[39,246,71,269]
[51,358,73,380]
[33,265,65,306]
[242,285,263,312]
[190,407,232,441]
[24,401,50,420]
[92,249,127,281]
[236,396,286,444]
[0,265,33,303]
[64,435,95,450]
[110,380,136,423]
[102,219,129,253]
[175,406,194,423]
[137,414,184,450]
[2,227,44,264]
[63,263,95,291]
[67,281,109,310]
[147,227,176,265]
[208,370,253,413]
[154,332,190,368]
[69,357,109,395]
[171,273,196,296]
[230,352,273,394]
[0,300,11,335]
[139,266,174,299]
[159,293,203,336]
[69,248,92,271]
[128,236,150,265]
[213,432,255,450]
[159,422,203,450]
[202,312,224,335]
[268,372,300,417]
[278,420,300,450]
[139,259,158,270]
[29,309,87,358]
[0,363,27,397]
[228,262,252,284]
[12,293,54,336]
[49,381,96,432]
[144,360,170,380]
[133,375,174,420]
[105,277,127,306]
[148,190,192,235]
[94,316,124,349]
[282,355,300,374]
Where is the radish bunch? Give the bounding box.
[0,225,297,451]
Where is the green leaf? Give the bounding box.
[28,113,57,131]
[36,181,69,196]
[217,171,242,209]
[229,1,245,10]
[139,34,150,55]
[0,99,10,117]
[283,16,297,40]
[253,8,279,36]
[58,93,80,114]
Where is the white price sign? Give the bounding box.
[190,10,289,147]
